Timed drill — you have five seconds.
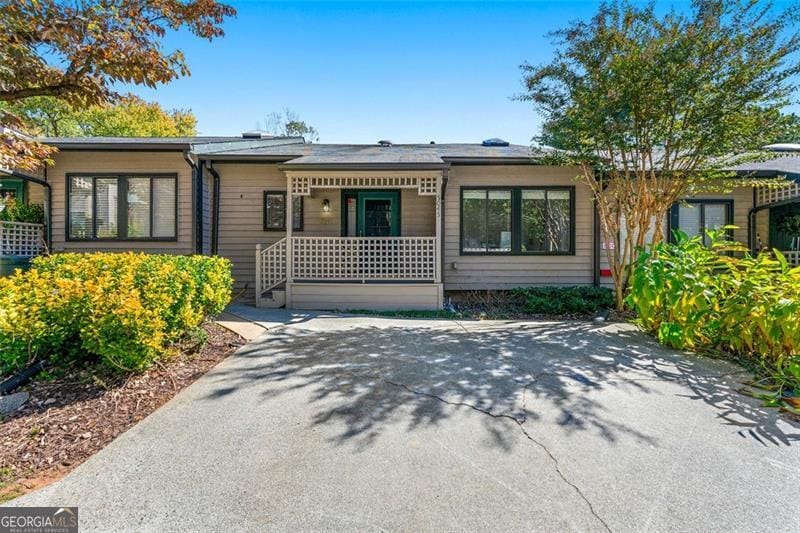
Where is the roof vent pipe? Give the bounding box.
[377,140,392,147]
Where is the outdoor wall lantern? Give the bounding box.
[322,198,331,212]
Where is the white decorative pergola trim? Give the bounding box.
[756,181,800,206]
[285,170,442,196]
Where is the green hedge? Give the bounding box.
[627,230,800,407]
[512,286,614,315]
[0,253,232,374]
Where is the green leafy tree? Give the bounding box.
[265,109,320,143]
[519,0,800,309]
[0,0,235,170]
[4,95,197,137]
[773,112,800,144]
[77,95,197,137]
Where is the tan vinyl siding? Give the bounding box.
[598,186,755,288]
[756,209,769,249]
[444,165,592,290]
[289,283,442,310]
[26,182,46,205]
[401,189,435,236]
[48,151,193,254]
[300,189,340,236]
[215,163,285,299]
[201,165,213,255]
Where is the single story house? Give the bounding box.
[1,134,798,310]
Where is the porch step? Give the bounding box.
[257,287,286,309]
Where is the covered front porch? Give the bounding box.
[753,181,800,266]
[0,172,49,275]
[255,170,444,310]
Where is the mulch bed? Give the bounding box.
[0,322,244,502]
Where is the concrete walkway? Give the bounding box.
[11,310,800,531]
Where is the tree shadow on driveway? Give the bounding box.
[204,318,800,451]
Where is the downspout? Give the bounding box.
[207,163,221,255]
[183,150,201,254]
[592,166,603,287]
[43,166,51,250]
[749,187,757,253]
[440,167,449,284]
[593,197,600,287]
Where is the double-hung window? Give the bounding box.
[68,175,177,240]
[669,200,733,246]
[263,191,303,231]
[460,187,574,255]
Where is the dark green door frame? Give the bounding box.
[357,191,400,236]
[341,189,401,237]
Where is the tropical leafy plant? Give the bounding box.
[627,229,800,412]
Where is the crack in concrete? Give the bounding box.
[385,379,612,533]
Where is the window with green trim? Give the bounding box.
[460,187,575,255]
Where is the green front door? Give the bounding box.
[356,191,400,236]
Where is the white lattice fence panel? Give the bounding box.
[0,221,44,257]
[260,238,287,291]
[757,182,800,206]
[292,237,436,281]
[417,176,438,195]
[784,251,800,267]
[289,175,440,196]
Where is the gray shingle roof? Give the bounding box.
[42,136,305,151]
[41,136,549,164]
[731,155,800,179]
[196,142,539,164]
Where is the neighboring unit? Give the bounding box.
[3,135,798,310]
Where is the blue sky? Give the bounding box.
[128,1,798,145]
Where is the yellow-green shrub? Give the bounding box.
[0,253,232,373]
[627,230,800,401]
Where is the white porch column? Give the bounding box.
[434,175,442,285]
[286,176,294,282]
[255,243,262,307]
[286,174,294,307]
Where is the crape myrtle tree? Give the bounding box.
[0,0,236,171]
[518,0,800,310]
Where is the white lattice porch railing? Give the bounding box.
[756,182,800,206]
[257,237,287,293]
[783,251,800,267]
[292,236,436,281]
[0,221,44,257]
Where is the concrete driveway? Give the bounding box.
[13,312,800,531]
